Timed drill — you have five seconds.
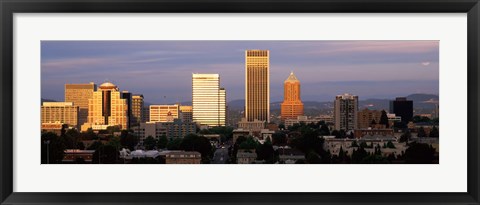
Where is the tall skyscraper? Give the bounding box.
[41,102,79,128]
[65,82,96,127]
[131,94,144,126]
[86,81,129,130]
[192,73,226,127]
[280,72,304,121]
[334,93,358,131]
[389,97,413,123]
[245,50,270,122]
[149,105,179,122]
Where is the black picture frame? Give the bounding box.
[1,0,479,204]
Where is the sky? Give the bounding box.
[41,41,439,103]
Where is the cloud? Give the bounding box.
[422,61,431,66]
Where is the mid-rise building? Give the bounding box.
[150,104,179,122]
[357,108,382,129]
[334,93,358,131]
[280,72,304,121]
[86,81,129,130]
[192,74,226,127]
[390,97,413,123]
[131,94,144,126]
[237,118,265,133]
[179,105,193,123]
[245,50,270,122]
[65,82,96,127]
[133,119,196,140]
[41,102,79,128]
[142,107,149,123]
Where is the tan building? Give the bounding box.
[179,105,193,123]
[245,50,270,123]
[65,82,96,127]
[41,102,79,128]
[131,94,144,126]
[86,81,129,130]
[357,108,382,129]
[281,72,304,121]
[133,119,196,140]
[41,122,65,135]
[334,93,358,131]
[165,151,201,164]
[237,118,265,133]
[150,104,179,122]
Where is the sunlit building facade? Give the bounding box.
[334,93,358,131]
[245,50,270,123]
[132,94,144,126]
[281,72,304,121]
[65,82,96,128]
[192,74,226,126]
[41,102,79,128]
[179,105,193,123]
[149,104,179,122]
[86,82,129,130]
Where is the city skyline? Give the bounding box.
[42,41,439,103]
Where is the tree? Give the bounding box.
[167,138,182,150]
[379,110,389,128]
[180,134,213,163]
[87,141,103,150]
[399,131,412,143]
[120,130,138,150]
[351,147,369,163]
[332,129,346,138]
[157,135,168,149]
[306,150,322,164]
[429,126,439,138]
[239,136,257,150]
[386,141,395,148]
[319,124,330,136]
[256,139,275,163]
[404,142,436,163]
[417,127,427,138]
[144,136,157,150]
[76,142,85,150]
[272,132,287,145]
[92,144,118,164]
[41,132,66,164]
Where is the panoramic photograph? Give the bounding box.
[40,40,439,164]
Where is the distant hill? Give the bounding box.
[227,93,438,112]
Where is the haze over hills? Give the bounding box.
[227,93,439,112]
[42,93,439,114]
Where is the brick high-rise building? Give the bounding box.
[281,72,304,121]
